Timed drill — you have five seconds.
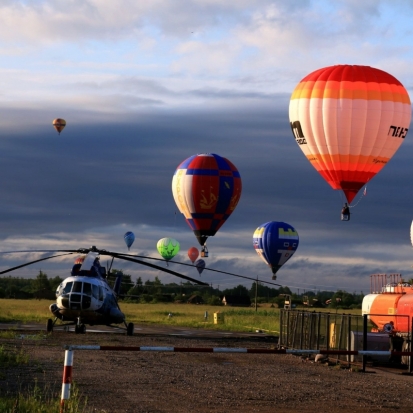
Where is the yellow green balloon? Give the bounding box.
[157,238,180,261]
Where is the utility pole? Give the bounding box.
[255,276,258,312]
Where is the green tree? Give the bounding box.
[49,276,64,292]
[222,284,249,297]
[32,271,51,292]
[153,276,163,295]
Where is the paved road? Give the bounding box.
[0,322,278,341]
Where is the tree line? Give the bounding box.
[0,270,364,309]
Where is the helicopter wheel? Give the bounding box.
[46,319,53,333]
[126,322,134,336]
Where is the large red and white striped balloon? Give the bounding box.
[289,65,411,203]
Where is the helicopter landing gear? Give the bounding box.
[75,324,86,334]
[46,318,54,333]
[126,322,134,336]
[75,318,86,334]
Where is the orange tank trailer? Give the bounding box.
[367,285,413,333]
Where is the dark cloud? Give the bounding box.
[0,100,412,293]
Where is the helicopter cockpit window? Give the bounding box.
[92,284,99,300]
[73,281,83,293]
[62,281,73,294]
[83,282,92,296]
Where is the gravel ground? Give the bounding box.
[2,329,413,413]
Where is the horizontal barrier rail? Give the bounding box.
[63,344,413,356]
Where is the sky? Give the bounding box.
[1,0,413,295]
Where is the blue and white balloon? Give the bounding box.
[124,231,135,250]
[253,221,299,279]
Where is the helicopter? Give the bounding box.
[0,246,209,335]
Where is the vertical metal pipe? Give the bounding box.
[299,312,304,349]
[279,309,283,348]
[286,310,290,347]
[316,312,321,350]
[338,314,344,351]
[326,314,330,352]
[60,348,74,413]
[347,315,352,368]
[292,312,298,349]
[362,314,367,373]
[309,312,314,349]
[408,317,413,373]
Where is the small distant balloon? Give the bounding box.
[253,221,299,280]
[157,238,180,262]
[194,259,205,275]
[52,118,66,135]
[124,231,135,250]
[188,247,199,264]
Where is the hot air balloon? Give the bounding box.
[157,237,180,265]
[124,231,135,250]
[253,221,299,280]
[410,220,413,249]
[188,247,199,264]
[52,118,66,135]
[194,259,206,275]
[172,153,242,257]
[289,65,411,216]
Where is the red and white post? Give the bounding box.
[60,347,74,413]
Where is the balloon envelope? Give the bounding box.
[52,118,66,134]
[289,65,411,203]
[157,237,180,261]
[172,153,242,246]
[188,247,199,263]
[253,221,299,276]
[410,221,413,249]
[124,231,135,250]
[194,259,206,275]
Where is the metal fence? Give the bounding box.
[279,310,362,354]
[278,309,412,368]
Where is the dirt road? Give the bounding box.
[2,327,413,412]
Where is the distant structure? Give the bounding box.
[221,295,251,307]
[187,295,204,305]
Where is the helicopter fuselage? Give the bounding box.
[50,274,125,325]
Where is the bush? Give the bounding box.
[206,296,223,306]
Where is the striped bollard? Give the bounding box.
[60,348,74,413]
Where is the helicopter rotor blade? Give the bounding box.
[0,246,282,288]
[0,252,76,275]
[107,252,209,286]
[114,252,283,287]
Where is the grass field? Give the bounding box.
[0,299,282,333]
[0,299,363,335]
